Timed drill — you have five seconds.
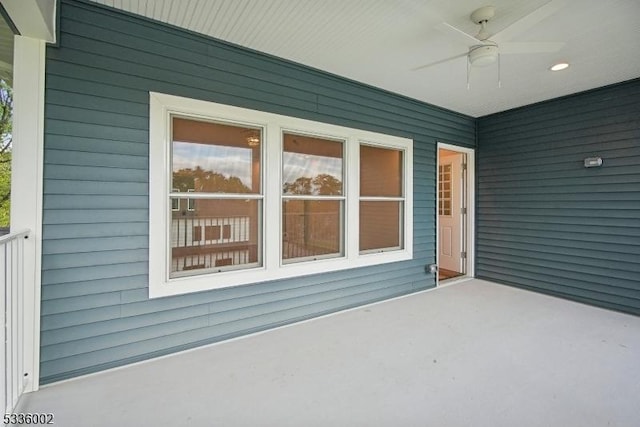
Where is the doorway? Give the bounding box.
[437,143,475,284]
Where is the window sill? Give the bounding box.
[149,249,412,298]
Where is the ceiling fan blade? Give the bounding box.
[500,41,565,54]
[412,52,468,71]
[493,0,566,44]
[435,22,480,47]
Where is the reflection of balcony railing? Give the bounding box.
[171,212,341,269]
[171,216,250,248]
[282,211,339,260]
[1,229,30,413]
[171,216,254,272]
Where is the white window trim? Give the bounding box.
[149,92,413,298]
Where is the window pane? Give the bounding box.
[282,133,343,195]
[170,198,261,276]
[360,145,402,197]
[171,189,179,211]
[360,201,403,252]
[172,117,261,194]
[443,201,451,215]
[438,164,452,216]
[282,200,343,261]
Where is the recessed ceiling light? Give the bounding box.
[550,62,569,71]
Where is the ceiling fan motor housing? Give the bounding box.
[469,44,498,67]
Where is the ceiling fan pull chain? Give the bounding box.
[498,53,502,88]
[467,56,471,90]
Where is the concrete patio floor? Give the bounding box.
[15,279,640,426]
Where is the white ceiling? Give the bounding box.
[90,0,640,117]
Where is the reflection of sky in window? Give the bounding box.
[283,152,342,188]
[172,141,253,187]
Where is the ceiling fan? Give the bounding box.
[414,2,565,84]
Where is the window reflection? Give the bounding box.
[282,132,344,263]
[360,201,402,251]
[170,117,263,277]
[360,145,402,197]
[172,117,261,194]
[170,198,261,275]
[282,200,342,260]
[282,133,343,195]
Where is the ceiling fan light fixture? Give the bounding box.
[469,44,498,67]
[246,136,260,147]
[550,62,570,71]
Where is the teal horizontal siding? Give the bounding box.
[40,281,416,381]
[45,149,148,170]
[46,118,148,143]
[43,236,148,255]
[43,209,148,225]
[42,262,148,286]
[43,223,148,239]
[45,165,148,182]
[41,275,148,300]
[58,5,474,142]
[44,182,148,197]
[477,79,640,315]
[40,0,475,384]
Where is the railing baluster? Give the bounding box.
[1,243,7,412]
[1,229,30,413]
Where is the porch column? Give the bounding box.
[11,35,45,393]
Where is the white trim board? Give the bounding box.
[436,142,475,285]
[0,0,57,43]
[10,35,46,393]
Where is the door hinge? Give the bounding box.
[461,207,467,214]
[461,251,467,259]
[462,162,467,171]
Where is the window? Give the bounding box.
[149,93,413,298]
[282,133,344,262]
[170,117,262,278]
[359,145,404,252]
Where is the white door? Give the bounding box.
[438,151,464,274]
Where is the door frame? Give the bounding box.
[436,142,475,285]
